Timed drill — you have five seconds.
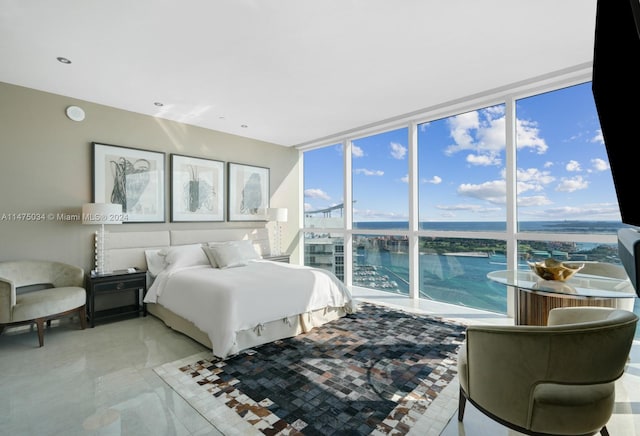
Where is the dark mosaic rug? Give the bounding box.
[154,303,466,435]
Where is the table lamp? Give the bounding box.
[82,203,123,274]
[267,207,288,256]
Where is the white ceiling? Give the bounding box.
[0,0,598,147]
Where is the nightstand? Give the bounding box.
[85,269,147,327]
[263,254,290,263]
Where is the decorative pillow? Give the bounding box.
[144,249,168,278]
[206,240,261,268]
[201,245,219,268]
[160,243,210,270]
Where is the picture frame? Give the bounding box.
[170,154,224,222]
[92,142,165,223]
[227,162,269,221]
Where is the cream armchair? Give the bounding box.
[458,306,638,436]
[0,260,87,347]
[580,261,636,311]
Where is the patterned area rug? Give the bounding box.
[154,303,466,435]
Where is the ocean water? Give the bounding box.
[351,220,630,315]
[357,249,511,313]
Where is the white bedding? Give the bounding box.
[144,260,354,357]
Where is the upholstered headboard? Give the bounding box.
[103,228,270,272]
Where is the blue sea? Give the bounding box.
[350,220,630,315]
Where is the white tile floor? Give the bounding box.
[0,289,638,435]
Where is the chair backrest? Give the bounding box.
[580,261,630,281]
[542,309,637,383]
[463,308,638,426]
[0,260,84,288]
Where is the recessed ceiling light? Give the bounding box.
[57,57,71,64]
[154,102,164,107]
[241,124,248,128]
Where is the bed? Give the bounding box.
[103,228,355,358]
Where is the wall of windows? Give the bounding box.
[301,72,633,319]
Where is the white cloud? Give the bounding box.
[436,204,484,212]
[445,110,481,155]
[352,209,408,221]
[591,158,609,171]
[389,142,407,160]
[304,188,331,200]
[401,174,409,183]
[426,175,442,184]
[515,118,548,154]
[517,195,552,207]
[516,167,555,183]
[466,153,500,166]
[591,129,604,144]
[354,168,384,176]
[555,175,588,192]
[519,203,620,220]
[457,180,506,204]
[337,143,364,157]
[565,160,582,172]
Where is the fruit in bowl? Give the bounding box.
[527,258,584,281]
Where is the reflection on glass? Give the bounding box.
[517,240,620,266]
[353,234,408,293]
[418,237,507,313]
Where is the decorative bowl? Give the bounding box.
[527,258,584,282]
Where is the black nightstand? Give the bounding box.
[263,254,290,263]
[85,269,147,327]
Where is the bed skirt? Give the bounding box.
[146,302,349,357]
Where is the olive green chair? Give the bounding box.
[0,260,87,346]
[458,306,638,436]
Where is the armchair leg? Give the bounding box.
[78,305,87,329]
[458,387,467,421]
[35,318,45,347]
[601,426,609,436]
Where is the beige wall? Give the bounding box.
[0,82,300,273]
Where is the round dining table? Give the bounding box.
[487,269,636,325]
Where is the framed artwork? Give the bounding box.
[92,142,165,223]
[170,154,224,222]
[227,162,269,221]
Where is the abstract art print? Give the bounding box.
[92,142,165,223]
[170,154,224,222]
[228,162,269,221]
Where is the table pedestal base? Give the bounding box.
[518,288,616,326]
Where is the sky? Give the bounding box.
[303,82,621,223]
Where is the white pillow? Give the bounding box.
[206,240,261,268]
[232,240,262,260]
[201,245,219,268]
[161,244,210,270]
[144,249,168,278]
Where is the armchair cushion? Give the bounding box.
[12,286,86,321]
